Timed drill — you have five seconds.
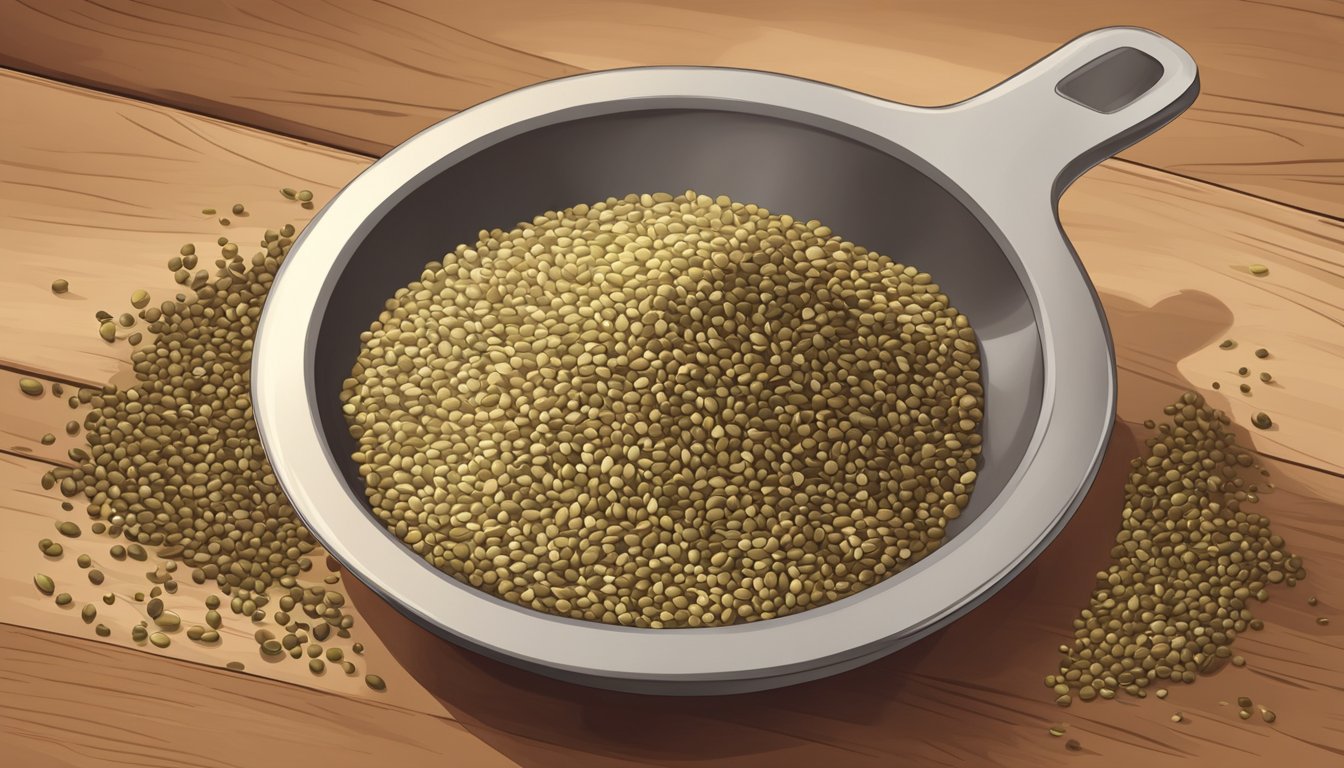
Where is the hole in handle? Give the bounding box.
[1055,47,1164,114]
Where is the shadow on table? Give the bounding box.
[342,289,1233,767]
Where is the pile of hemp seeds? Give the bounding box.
[1047,391,1304,711]
[27,192,385,693]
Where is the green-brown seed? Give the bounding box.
[1238,696,1253,708]
[1252,412,1273,430]
[308,658,325,674]
[1255,348,1269,359]
[296,190,313,202]
[40,433,55,445]
[365,674,386,691]
[351,642,364,655]
[231,203,245,215]
[65,420,80,435]
[55,592,72,606]
[1248,264,1269,276]
[99,321,117,342]
[102,593,115,605]
[260,639,283,656]
[131,289,150,308]
[149,632,171,648]
[51,279,69,295]
[81,604,96,623]
[154,611,181,630]
[34,573,55,595]
[1262,709,1276,723]
[57,521,81,538]
[227,661,245,671]
[95,624,111,637]
[281,188,297,199]
[1260,372,1272,383]
[325,647,343,662]
[131,626,148,642]
[1239,709,1252,720]
[1220,339,1236,349]
[19,378,44,396]
[88,569,104,585]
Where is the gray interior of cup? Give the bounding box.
[312,108,1044,610]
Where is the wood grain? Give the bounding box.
[1,68,1339,475]
[0,622,519,768]
[0,1,1340,217]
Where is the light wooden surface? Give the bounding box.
[0,0,1341,217]
[0,2,1340,766]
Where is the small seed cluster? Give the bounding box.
[33,193,383,690]
[343,191,983,628]
[1047,392,1303,706]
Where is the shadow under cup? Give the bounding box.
[309,107,1045,627]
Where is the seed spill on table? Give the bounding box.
[30,197,382,687]
[343,191,984,628]
[1045,392,1302,706]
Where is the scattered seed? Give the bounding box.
[149,632,170,648]
[34,573,55,595]
[219,218,230,226]
[341,660,356,675]
[1259,372,1272,383]
[1308,597,1318,606]
[54,592,72,606]
[51,279,69,295]
[154,611,181,630]
[131,626,148,642]
[88,569,104,585]
[295,189,313,202]
[325,647,343,662]
[131,289,150,309]
[351,642,364,655]
[76,554,91,569]
[40,433,55,445]
[1220,339,1237,349]
[1232,655,1246,667]
[1252,412,1273,430]
[57,521,80,537]
[19,378,44,396]
[200,630,220,642]
[1318,617,1330,626]
[1248,264,1269,276]
[1065,739,1081,751]
[1255,348,1269,359]
[1262,709,1276,723]
[98,321,117,342]
[101,593,115,605]
[260,639,283,656]
[187,625,206,641]
[1172,713,1184,723]
[281,188,296,199]
[231,203,245,215]
[1048,726,1066,737]
[95,624,111,637]
[365,674,386,691]
[308,658,325,674]
[1239,709,1252,720]
[81,604,96,624]
[226,661,245,670]
[1238,696,1253,708]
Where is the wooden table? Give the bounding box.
[1,3,1340,766]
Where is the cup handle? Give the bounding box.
[909,27,1199,200]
